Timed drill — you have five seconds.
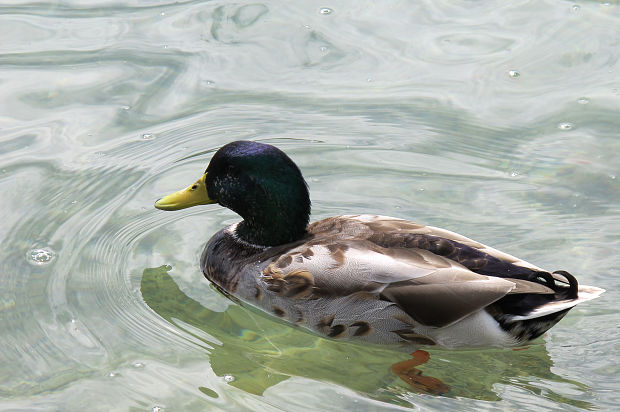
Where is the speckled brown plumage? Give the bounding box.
[350,321,373,337]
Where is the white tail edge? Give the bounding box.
[507,285,605,322]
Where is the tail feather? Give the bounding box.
[551,270,578,299]
[507,283,605,322]
[490,271,604,343]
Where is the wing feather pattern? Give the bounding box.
[261,215,575,331]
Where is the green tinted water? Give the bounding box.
[1,1,618,411]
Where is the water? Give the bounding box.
[1,0,619,410]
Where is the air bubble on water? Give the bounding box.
[152,407,163,412]
[508,70,520,78]
[303,24,311,29]
[224,374,235,383]
[109,372,117,378]
[141,133,156,140]
[160,12,166,16]
[320,46,328,53]
[121,105,130,110]
[558,122,574,131]
[319,8,332,15]
[577,97,589,104]
[571,4,580,12]
[28,247,55,265]
[510,171,519,177]
[132,362,145,368]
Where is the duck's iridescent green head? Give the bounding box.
[155,141,311,246]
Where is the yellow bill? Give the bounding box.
[154,173,215,211]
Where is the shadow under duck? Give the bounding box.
[155,140,604,348]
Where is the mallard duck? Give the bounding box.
[155,140,604,348]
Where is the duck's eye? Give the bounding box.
[191,184,198,190]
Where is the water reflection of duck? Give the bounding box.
[141,265,594,408]
[154,140,603,351]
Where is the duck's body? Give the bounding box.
[202,215,602,348]
[156,141,604,348]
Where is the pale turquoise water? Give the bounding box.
[1,1,619,411]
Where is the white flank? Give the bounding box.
[418,310,518,348]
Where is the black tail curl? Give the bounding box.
[493,269,579,317]
[490,270,580,342]
[533,270,579,300]
[534,271,555,288]
[552,270,579,299]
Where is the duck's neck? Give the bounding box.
[230,183,311,247]
[235,206,309,247]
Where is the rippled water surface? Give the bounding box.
[1,1,619,410]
